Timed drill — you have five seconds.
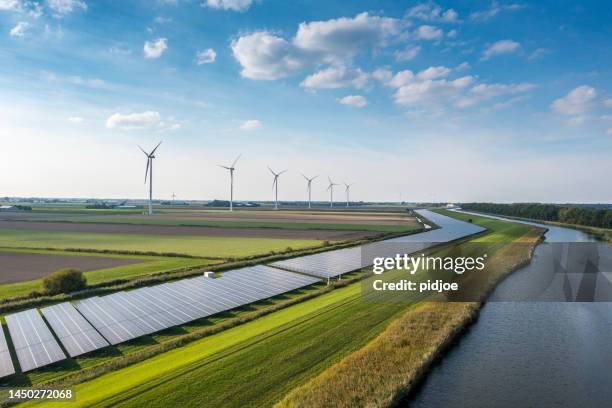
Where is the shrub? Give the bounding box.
[43,268,87,295]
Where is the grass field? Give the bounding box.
[0,249,218,299]
[19,211,542,407]
[0,229,324,258]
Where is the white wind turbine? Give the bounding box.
[343,182,353,207]
[327,177,339,208]
[138,141,162,216]
[302,174,318,209]
[219,154,241,211]
[268,166,287,210]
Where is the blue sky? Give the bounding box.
[0,0,611,202]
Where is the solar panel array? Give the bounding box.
[271,209,486,278]
[0,327,15,378]
[41,302,109,357]
[74,265,320,346]
[5,309,66,372]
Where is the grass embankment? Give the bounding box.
[276,210,544,408]
[0,249,217,300]
[20,212,539,407]
[0,229,324,258]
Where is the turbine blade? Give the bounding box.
[279,169,288,175]
[268,166,276,176]
[302,173,308,181]
[312,175,319,180]
[150,141,162,156]
[272,177,277,190]
[137,145,148,156]
[231,154,242,168]
[218,165,231,169]
[144,158,150,183]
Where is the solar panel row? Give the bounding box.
[74,265,320,346]
[4,309,66,372]
[0,327,15,378]
[41,302,109,357]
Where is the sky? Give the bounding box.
[0,0,611,203]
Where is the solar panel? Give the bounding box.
[0,326,15,378]
[73,297,145,345]
[270,247,363,278]
[41,302,109,357]
[5,309,66,372]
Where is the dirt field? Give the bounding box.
[0,251,144,284]
[0,221,376,240]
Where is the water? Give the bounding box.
[409,212,612,408]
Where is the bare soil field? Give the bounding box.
[0,221,375,240]
[0,251,144,284]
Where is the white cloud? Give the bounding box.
[204,0,252,12]
[240,119,262,130]
[528,47,550,60]
[9,21,29,37]
[470,2,525,22]
[231,31,305,80]
[293,12,401,61]
[394,45,420,61]
[407,3,458,23]
[565,115,588,126]
[394,76,474,106]
[0,0,20,11]
[231,13,402,80]
[415,25,443,40]
[458,82,536,107]
[67,116,84,123]
[447,29,458,38]
[196,48,216,64]
[603,98,612,108]
[482,39,520,60]
[47,0,87,16]
[106,111,162,130]
[144,38,167,59]
[338,95,367,108]
[416,66,451,80]
[551,85,597,115]
[301,65,368,90]
[456,61,470,71]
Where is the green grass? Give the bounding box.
[19,211,539,408]
[12,216,419,233]
[0,249,218,299]
[0,229,324,258]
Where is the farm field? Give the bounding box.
[0,249,216,299]
[0,228,325,258]
[20,211,541,408]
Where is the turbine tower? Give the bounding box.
[219,154,242,211]
[343,182,353,207]
[138,141,162,216]
[327,177,339,208]
[268,166,287,210]
[302,174,318,209]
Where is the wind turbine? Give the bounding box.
[268,166,287,210]
[327,177,339,208]
[219,154,241,211]
[343,182,353,207]
[302,174,318,209]
[138,141,162,216]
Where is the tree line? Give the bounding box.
[461,203,612,229]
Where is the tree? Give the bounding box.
[42,268,87,295]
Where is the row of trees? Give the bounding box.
[461,203,612,229]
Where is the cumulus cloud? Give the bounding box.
[240,119,262,130]
[415,25,443,40]
[470,2,525,22]
[0,0,20,11]
[204,0,253,12]
[9,21,29,37]
[196,48,216,64]
[231,12,402,80]
[374,65,534,110]
[482,39,520,60]
[338,95,367,108]
[47,0,87,16]
[394,45,420,61]
[301,65,368,90]
[231,32,306,80]
[144,38,167,59]
[551,85,597,116]
[406,2,458,23]
[106,111,162,130]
